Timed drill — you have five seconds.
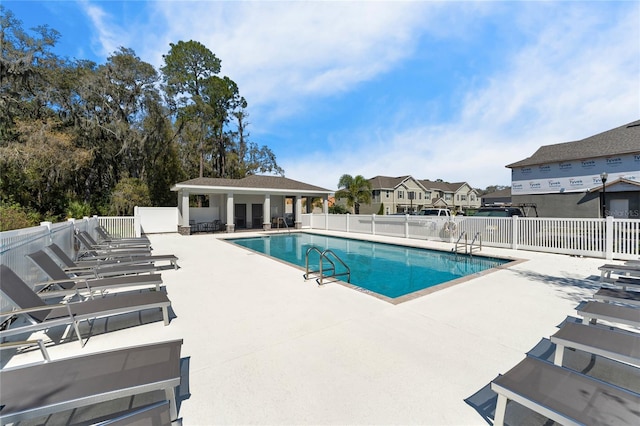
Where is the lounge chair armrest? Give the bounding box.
[0,339,50,362]
[36,277,95,288]
[1,303,73,316]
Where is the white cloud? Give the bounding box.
[79,1,639,192]
[143,1,442,119]
[79,0,128,58]
[284,3,640,191]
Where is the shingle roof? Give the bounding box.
[175,175,331,192]
[482,188,512,198]
[419,180,466,193]
[368,175,412,190]
[507,120,640,168]
[368,176,475,193]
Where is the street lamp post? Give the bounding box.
[600,172,608,218]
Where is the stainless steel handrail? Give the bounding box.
[304,246,351,285]
[453,231,467,254]
[469,232,482,255]
[274,217,290,232]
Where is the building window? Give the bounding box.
[398,190,404,199]
[461,195,467,201]
[419,192,422,200]
[386,191,389,198]
[445,194,452,201]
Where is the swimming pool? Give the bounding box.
[228,233,512,301]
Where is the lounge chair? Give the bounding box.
[76,231,152,255]
[550,321,640,367]
[599,263,640,282]
[0,265,171,347]
[594,287,640,307]
[26,250,164,297]
[28,249,158,280]
[47,243,179,271]
[491,356,640,426]
[0,339,182,424]
[95,225,151,244]
[95,401,171,426]
[612,276,640,291]
[577,300,640,328]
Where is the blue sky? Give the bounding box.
[6,1,639,191]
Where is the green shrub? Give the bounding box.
[110,177,152,216]
[66,200,92,219]
[0,202,40,231]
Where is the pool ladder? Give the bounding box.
[304,247,351,285]
[273,217,291,233]
[453,231,482,256]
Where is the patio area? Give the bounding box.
[2,230,622,424]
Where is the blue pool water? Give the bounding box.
[228,233,509,299]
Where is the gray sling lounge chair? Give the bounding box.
[26,250,164,297]
[599,263,640,282]
[594,287,640,307]
[95,400,171,426]
[577,300,640,328]
[613,276,640,291]
[76,232,152,256]
[0,339,182,424]
[83,228,152,250]
[0,265,171,347]
[28,249,158,280]
[550,321,640,367]
[96,225,151,244]
[491,356,640,426]
[47,243,179,271]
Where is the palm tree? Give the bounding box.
[335,174,372,214]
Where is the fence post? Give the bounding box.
[346,213,350,233]
[325,213,328,230]
[40,221,52,245]
[405,215,409,238]
[512,216,519,250]
[134,206,141,237]
[372,214,376,235]
[605,216,614,260]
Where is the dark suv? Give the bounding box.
[474,207,524,217]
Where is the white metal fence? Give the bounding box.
[302,214,639,260]
[0,216,137,313]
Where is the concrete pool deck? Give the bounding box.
[3,230,623,424]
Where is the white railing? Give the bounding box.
[98,216,137,238]
[302,214,639,260]
[0,216,135,311]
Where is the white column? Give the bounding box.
[605,216,614,260]
[295,196,302,229]
[181,190,190,227]
[263,194,271,230]
[323,196,329,214]
[226,193,235,232]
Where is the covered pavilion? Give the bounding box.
[171,175,333,233]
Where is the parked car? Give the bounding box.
[417,208,451,217]
[474,207,524,217]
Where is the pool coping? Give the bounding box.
[220,230,528,305]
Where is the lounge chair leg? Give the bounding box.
[553,344,565,366]
[71,320,85,347]
[163,307,169,326]
[494,394,507,426]
[166,386,178,420]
